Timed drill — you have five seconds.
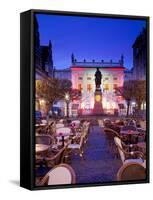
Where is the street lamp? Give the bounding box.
[131,101,136,116]
[131,101,136,106]
[65,93,70,118]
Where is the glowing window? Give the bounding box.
[78,84,83,92]
[113,84,118,89]
[104,84,109,91]
[87,84,92,92]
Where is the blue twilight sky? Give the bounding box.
[36,14,146,69]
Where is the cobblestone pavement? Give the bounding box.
[69,123,122,184]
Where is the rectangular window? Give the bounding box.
[113,84,118,89]
[87,84,92,92]
[113,77,118,81]
[78,77,83,80]
[78,84,83,92]
[87,77,91,80]
[105,77,109,80]
[104,84,109,91]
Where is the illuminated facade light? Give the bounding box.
[39,99,45,105]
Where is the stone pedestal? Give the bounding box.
[93,90,103,115]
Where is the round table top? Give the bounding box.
[56,127,71,136]
[36,144,50,153]
[35,123,47,127]
[137,128,146,133]
[56,123,64,129]
[120,130,139,135]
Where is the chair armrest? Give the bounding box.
[103,127,121,138]
[125,150,145,160]
[121,142,138,149]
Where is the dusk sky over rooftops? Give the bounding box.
[36,14,146,70]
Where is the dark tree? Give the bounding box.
[36,78,72,112]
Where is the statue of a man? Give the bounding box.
[95,68,102,89]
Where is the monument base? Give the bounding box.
[93,90,103,115]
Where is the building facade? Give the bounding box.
[54,68,71,80]
[70,55,126,115]
[132,28,147,80]
[34,16,54,113]
[34,16,54,80]
[124,68,133,81]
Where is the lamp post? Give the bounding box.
[131,101,136,116]
[65,93,70,118]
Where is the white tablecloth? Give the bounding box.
[56,127,71,136]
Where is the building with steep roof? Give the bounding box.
[34,16,54,80]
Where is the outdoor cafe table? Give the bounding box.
[35,144,50,154]
[120,127,139,144]
[35,124,47,134]
[56,127,72,136]
[71,120,80,128]
[35,124,47,128]
[56,127,72,146]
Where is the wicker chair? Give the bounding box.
[114,136,146,168]
[35,134,52,145]
[103,127,121,138]
[35,135,53,166]
[117,162,146,181]
[81,123,89,143]
[45,143,69,167]
[103,128,121,155]
[67,135,85,159]
[45,122,56,136]
[139,120,146,130]
[39,163,76,186]
[72,122,89,144]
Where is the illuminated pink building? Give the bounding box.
[71,55,126,115]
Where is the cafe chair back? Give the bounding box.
[114,137,145,167]
[39,163,76,186]
[36,134,52,145]
[45,144,69,167]
[103,128,121,154]
[103,128,121,138]
[117,161,146,181]
[139,120,146,130]
[68,134,85,159]
[114,136,125,163]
